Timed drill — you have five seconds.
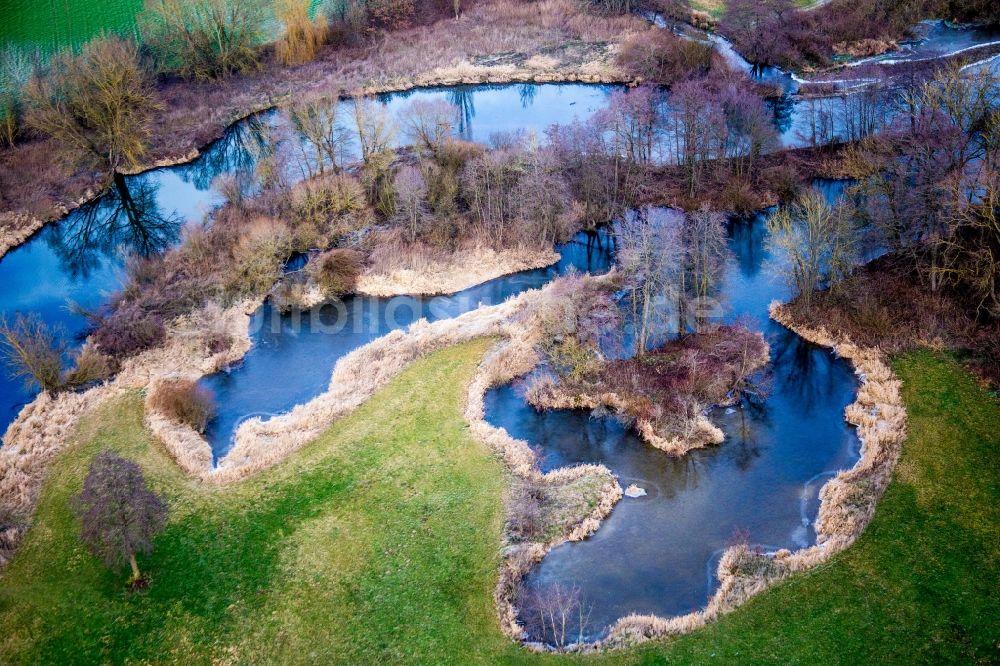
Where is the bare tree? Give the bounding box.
[140,0,268,80]
[393,164,427,242]
[25,36,158,174]
[766,188,859,306]
[401,98,457,158]
[72,450,168,584]
[617,208,684,354]
[938,168,1000,319]
[522,582,593,649]
[287,95,351,177]
[0,313,66,392]
[352,97,397,214]
[682,206,729,332]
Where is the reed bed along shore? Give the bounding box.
[356,246,560,297]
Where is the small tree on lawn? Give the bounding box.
[72,450,168,584]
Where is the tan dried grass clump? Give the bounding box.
[357,245,559,297]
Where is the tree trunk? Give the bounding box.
[128,551,141,582]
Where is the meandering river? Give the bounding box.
[0,20,996,646]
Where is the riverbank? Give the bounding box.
[1,343,995,662]
[0,0,645,260]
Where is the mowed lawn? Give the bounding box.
[0,343,997,664]
[0,0,142,50]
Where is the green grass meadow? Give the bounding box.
[0,0,142,51]
[0,343,997,664]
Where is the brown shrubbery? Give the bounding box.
[309,248,363,296]
[148,378,216,432]
[616,28,714,84]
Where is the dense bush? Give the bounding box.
[92,306,167,359]
[148,378,216,432]
[616,29,713,84]
[309,248,363,296]
[223,217,293,300]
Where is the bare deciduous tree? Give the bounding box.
[25,36,158,173]
[352,97,397,214]
[521,582,592,649]
[682,206,729,332]
[402,99,457,158]
[0,313,66,392]
[393,164,427,242]
[72,450,168,584]
[767,188,859,305]
[618,208,684,354]
[287,95,351,177]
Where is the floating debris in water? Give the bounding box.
[624,484,647,498]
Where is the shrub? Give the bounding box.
[0,313,66,392]
[223,217,292,300]
[308,248,363,296]
[63,344,114,388]
[148,378,216,432]
[24,36,157,173]
[92,307,167,359]
[275,0,329,66]
[616,29,713,84]
[140,0,268,80]
[290,172,371,241]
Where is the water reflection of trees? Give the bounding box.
[519,83,538,108]
[45,174,181,279]
[447,87,476,139]
[726,214,768,278]
[177,113,275,191]
[768,328,840,417]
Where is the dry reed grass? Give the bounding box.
[357,245,559,297]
